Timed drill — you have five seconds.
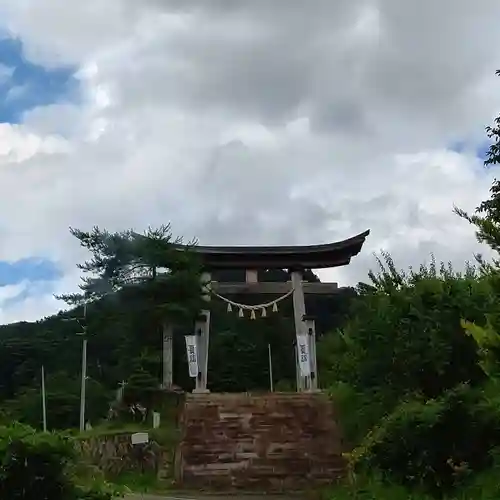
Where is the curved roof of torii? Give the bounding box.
[182,229,370,270]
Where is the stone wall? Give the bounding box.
[176,392,345,491]
[77,432,171,480]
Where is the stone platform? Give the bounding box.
[175,392,345,491]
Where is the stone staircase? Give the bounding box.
[175,392,345,491]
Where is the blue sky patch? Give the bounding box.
[450,139,491,163]
[476,141,491,162]
[450,140,466,154]
[0,258,62,287]
[0,278,56,309]
[0,37,79,123]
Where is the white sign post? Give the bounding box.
[297,334,311,377]
[152,412,161,429]
[185,335,199,378]
[131,432,149,445]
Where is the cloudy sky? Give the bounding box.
[0,0,499,323]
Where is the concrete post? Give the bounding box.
[162,322,173,389]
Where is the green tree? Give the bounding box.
[461,318,500,381]
[320,254,492,443]
[57,224,204,392]
[58,224,202,316]
[3,373,110,431]
[0,423,118,499]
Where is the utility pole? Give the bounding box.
[41,365,47,432]
[62,301,88,432]
[268,344,274,392]
[79,302,88,432]
[79,337,88,431]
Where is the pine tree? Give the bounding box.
[57,224,204,390]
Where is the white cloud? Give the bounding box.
[1,0,500,322]
[0,272,78,324]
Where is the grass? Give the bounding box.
[109,470,164,493]
[77,422,150,439]
[319,465,500,500]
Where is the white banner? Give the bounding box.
[185,335,199,378]
[297,334,311,376]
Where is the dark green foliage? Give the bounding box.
[351,384,500,496]
[0,423,75,499]
[206,268,353,392]
[0,423,118,499]
[57,224,203,325]
[207,292,296,392]
[0,224,205,430]
[324,127,500,496]
[320,231,500,496]
[76,488,117,500]
[122,353,160,408]
[327,474,434,500]
[0,258,349,429]
[457,449,500,500]
[461,319,500,380]
[319,254,490,443]
[4,374,111,431]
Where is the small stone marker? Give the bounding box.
[131,432,149,445]
[153,411,161,429]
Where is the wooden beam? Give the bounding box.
[211,281,339,295]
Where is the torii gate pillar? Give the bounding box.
[291,269,319,392]
[291,269,307,391]
[193,272,211,393]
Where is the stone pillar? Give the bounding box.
[194,272,211,393]
[162,322,173,389]
[305,317,319,391]
[291,269,307,392]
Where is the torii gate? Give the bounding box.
[178,230,370,393]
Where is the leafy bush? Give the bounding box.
[327,382,391,447]
[0,423,76,499]
[455,448,500,500]
[461,318,500,380]
[319,255,498,444]
[327,461,500,500]
[75,485,119,500]
[5,373,111,431]
[328,451,500,499]
[327,473,434,500]
[350,384,500,496]
[0,423,120,499]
